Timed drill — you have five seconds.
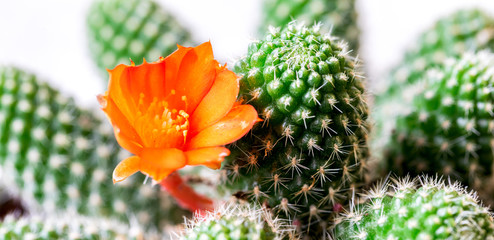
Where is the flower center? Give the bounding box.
[135,92,189,148]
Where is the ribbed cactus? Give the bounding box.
[385,52,494,204]
[335,175,494,239]
[0,66,188,230]
[0,214,151,240]
[87,0,193,75]
[221,22,370,237]
[180,202,297,240]
[261,0,359,51]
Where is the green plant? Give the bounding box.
[221,22,370,237]
[335,175,494,239]
[0,213,151,240]
[0,66,188,230]
[180,201,297,240]
[87,0,193,76]
[261,0,359,50]
[384,51,494,204]
[372,9,494,169]
[379,9,494,98]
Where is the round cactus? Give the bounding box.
[335,175,494,239]
[180,201,297,240]
[384,52,494,204]
[372,9,494,166]
[261,0,359,51]
[220,22,370,237]
[380,8,494,98]
[86,0,193,75]
[0,214,152,240]
[0,66,189,230]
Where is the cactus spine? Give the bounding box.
[221,22,370,237]
[180,202,297,240]
[335,175,494,239]
[87,0,193,75]
[261,0,359,51]
[0,66,188,230]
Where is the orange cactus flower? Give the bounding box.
[98,42,258,184]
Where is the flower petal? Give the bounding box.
[185,147,230,169]
[139,148,187,182]
[107,64,139,122]
[172,42,218,112]
[163,45,192,88]
[113,155,141,183]
[187,105,258,149]
[189,68,239,134]
[106,46,192,122]
[114,131,143,155]
[100,95,143,154]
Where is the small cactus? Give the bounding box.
[0,66,188,230]
[384,51,494,204]
[261,0,359,50]
[221,22,370,237]
[335,175,494,239]
[0,213,151,240]
[180,201,297,240]
[86,0,193,76]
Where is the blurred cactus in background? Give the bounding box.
[0,213,153,240]
[260,0,359,51]
[380,9,494,98]
[335,175,494,239]
[87,0,193,78]
[221,22,370,238]
[384,52,494,205]
[373,9,494,150]
[179,201,297,240]
[0,66,189,231]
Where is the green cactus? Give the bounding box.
[180,201,297,240]
[261,0,359,51]
[0,213,153,240]
[380,9,494,98]
[220,22,370,237]
[86,0,193,75]
[335,175,494,239]
[0,66,189,230]
[372,9,494,166]
[384,52,494,204]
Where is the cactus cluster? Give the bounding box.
[335,175,494,239]
[221,22,370,236]
[180,202,297,240]
[87,0,193,75]
[384,52,494,203]
[0,66,188,230]
[261,0,359,51]
[0,214,150,240]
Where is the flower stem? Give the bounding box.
[160,172,214,214]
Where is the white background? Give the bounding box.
[0,0,494,108]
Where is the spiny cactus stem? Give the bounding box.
[160,172,213,213]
